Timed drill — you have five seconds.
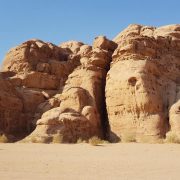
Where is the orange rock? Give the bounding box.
[0,25,180,143]
[106,24,180,142]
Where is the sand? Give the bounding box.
[0,143,180,180]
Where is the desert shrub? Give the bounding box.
[77,138,83,143]
[28,136,44,143]
[0,134,9,143]
[30,136,39,143]
[52,134,63,143]
[165,132,180,143]
[77,138,86,144]
[122,133,136,143]
[88,136,109,146]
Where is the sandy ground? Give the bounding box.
[0,143,180,180]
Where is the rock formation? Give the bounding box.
[0,24,179,143]
[0,37,116,142]
[106,24,180,142]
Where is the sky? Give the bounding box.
[0,0,180,63]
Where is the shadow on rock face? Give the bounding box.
[109,131,121,143]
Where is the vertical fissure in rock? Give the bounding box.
[100,73,110,140]
[100,54,117,140]
[92,36,118,140]
[165,116,170,137]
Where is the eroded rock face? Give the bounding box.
[24,38,114,143]
[0,36,115,142]
[0,74,24,137]
[0,39,80,140]
[106,24,180,142]
[0,24,180,143]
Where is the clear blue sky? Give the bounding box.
[0,0,180,63]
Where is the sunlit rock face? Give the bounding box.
[0,37,115,142]
[106,24,180,142]
[0,24,180,143]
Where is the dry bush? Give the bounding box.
[52,134,63,143]
[30,136,39,143]
[77,138,83,143]
[88,136,109,146]
[76,138,88,144]
[29,136,45,143]
[122,133,136,143]
[0,134,9,143]
[165,132,180,144]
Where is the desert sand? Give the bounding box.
[0,143,180,180]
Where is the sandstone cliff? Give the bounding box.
[0,24,179,143]
[107,24,180,142]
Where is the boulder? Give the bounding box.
[59,41,84,54]
[93,36,117,52]
[1,39,69,73]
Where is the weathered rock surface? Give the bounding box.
[0,25,180,143]
[0,37,114,142]
[0,39,79,140]
[93,36,117,52]
[0,73,24,137]
[24,38,113,143]
[106,24,180,142]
